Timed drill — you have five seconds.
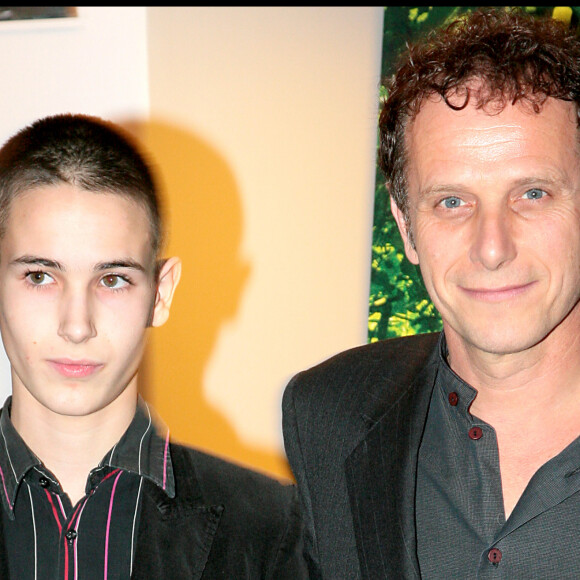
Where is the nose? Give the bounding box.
[57,287,97,343]
[469,206,517,271]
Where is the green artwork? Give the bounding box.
[368,5,580,342]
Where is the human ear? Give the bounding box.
[151,256,182,328]
[390,196,419,265]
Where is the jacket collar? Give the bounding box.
[345,337,440,579]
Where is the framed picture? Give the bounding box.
[0,7,77,21]
[0,6,79,31]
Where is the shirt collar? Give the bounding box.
[100,397,175,498]
[0,395,175,516]
[434,333,580,501]
[0,397,41,515]
[436,333,478,418]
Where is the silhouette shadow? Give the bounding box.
[123,117,292,481]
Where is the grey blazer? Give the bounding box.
[283,332,440,579]
[0,443,307,579]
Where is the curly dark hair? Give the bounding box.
[379,7,580,223]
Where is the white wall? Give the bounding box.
[0,7,148,144]
[146,7,383,474]
[0,7,149,401]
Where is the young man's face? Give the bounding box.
[0,184,179,421]
[392,94,580,360]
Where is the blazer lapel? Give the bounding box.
[131,446,223,580]
[345,357,438,580]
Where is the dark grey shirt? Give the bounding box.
[416,337,580,579]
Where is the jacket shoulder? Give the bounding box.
[172,443,295,518]
[284,332,439,411]
[169,444,307,578]
[281,334,439,579]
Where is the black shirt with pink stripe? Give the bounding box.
[0,397,175,580]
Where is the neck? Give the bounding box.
[444,321,580,426]
[10,384,137,504]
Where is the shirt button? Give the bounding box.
[488,547,502,564]
[66,529,77,545]
[448,392,459,406]
[468,427,483,440]
[38,477,50,488]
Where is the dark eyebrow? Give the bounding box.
[11,256,64,270]
[94,260,147,273]
[10,256,147,273]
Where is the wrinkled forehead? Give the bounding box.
[408,92,579,157]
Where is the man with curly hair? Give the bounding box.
[283,8,580,579]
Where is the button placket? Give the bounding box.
[469,426,483,440]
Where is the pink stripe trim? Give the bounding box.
[104,470,123,580]
[0,464,12,510]
[64,534,69,580]
[46,491,68,580]
[72,498,89,580]
[163,430,170,490]
[68,501,83,529]
[45,489,63,535]
[56,494,67,519]
[101,469,120,484]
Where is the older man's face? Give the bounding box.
[392,95,580,360]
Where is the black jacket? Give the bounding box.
[283,333,440,579]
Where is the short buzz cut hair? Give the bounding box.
[378,7,580,224]
[0,113,163,256]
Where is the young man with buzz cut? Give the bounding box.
[0,114,306,579]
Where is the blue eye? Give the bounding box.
[523,188,546,200]
[440,197,464,209]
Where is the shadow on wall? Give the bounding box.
[122,118,292,481]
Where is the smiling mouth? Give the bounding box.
[459,282,536,302]
[47,359,103,378]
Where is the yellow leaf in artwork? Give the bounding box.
[552,6,573,24]
[417,11,429,23]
